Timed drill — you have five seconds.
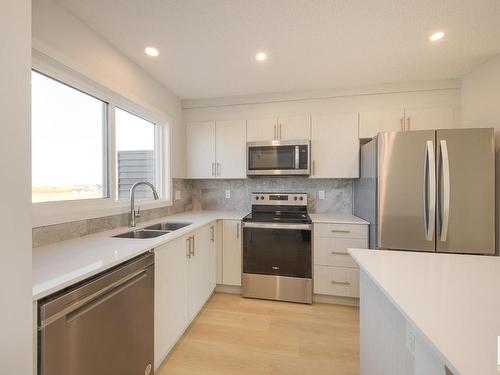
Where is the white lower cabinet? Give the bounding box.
[222,220,242,286]
[154,222,217,370]
[313,223,368,298]
[154,235,189,370]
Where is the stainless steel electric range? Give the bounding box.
[242,193,312,304]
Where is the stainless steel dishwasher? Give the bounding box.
[38,252,154,375]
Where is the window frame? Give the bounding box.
[32,54,172,227]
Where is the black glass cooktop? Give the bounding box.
[243,211,311,224]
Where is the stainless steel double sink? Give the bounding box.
[113,222,192,239]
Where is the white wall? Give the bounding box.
[461,54,500,147]
[32,0,186,177]
[0,1,33,374]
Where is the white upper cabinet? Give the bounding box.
[277,115,311,140]
[311,113,359,178]
[247,116,311,142]
[215,120,247,178]
[186,120,246,179]
[404,107,454,131]
[359,107,455,138]
[186,121,216,178]
[247,118,277,142]
[359,110,405,138]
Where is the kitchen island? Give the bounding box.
[349,248,500,375]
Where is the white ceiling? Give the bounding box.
[56,0,500,99]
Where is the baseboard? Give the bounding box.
[215,284,242,294]
[313,294,359,306]
[215,285,359,306]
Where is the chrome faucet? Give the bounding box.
[129,181,160,227]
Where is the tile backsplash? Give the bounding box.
[33,177,353,247]
[32,179,193,247]
[191,177,353,214]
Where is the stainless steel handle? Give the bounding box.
[406,117,411,131]
[211,162,215,177]
[424,140,436,241]
[440,140,450,242]
[330,251,347,255]
[400,117,405,131]
[312,160,315,176]
[279,123,282,139]
[236,222,240,239]
[191,235,195,256]
[186,237,191,258]
[274,124,277,140]
[331,280,351,286]
[66,271,148,323]
[331,229,350,233]
[242,222,312,230]
[295,145,300,169]
[210,225,215,242]
[41,268,149,328]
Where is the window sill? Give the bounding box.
[32,198,173,228]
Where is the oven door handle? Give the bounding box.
[242,222,312,230]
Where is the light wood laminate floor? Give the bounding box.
[158,293,359,375]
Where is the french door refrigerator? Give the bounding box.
[354,128,495,255]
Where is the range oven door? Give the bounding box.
[247,141,310,176]
[242,222,312,278]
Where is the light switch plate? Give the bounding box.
[175,190,181,200]
[318,190,325,200]
[406,323,416,358]
[225,190,231,199]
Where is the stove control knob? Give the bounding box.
[261,196,265,200]
[255,196,259,200]
[294,196,298,201]
[299,196,304,201]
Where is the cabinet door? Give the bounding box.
[215,220,223,284]
[247,118,277,142]
[188,226,211,320]
[222,220,242,286]
[186,121,216,178]
[311,113,359,178]
[154,238,189,370]
[208,223,217,292]
[404,107,454,131]
[215,120,247,178]
[278,115,311,140]
[359,110,404,138]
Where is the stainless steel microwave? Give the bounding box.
[247,140,310,176]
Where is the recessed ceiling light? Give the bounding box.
[255,52,267,62]
[429,31,445,42]
[145,47,159,57]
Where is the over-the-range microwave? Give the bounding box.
[247,140,310,176]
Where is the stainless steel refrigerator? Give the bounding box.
[354,128,495,255]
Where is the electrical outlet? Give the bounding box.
[406,323,416,358]
[175,190,181,200]
[318,190,325,200]
[225,190,231,199]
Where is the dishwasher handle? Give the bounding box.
[66,270,148,324]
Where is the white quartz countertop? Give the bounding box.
[309,213,369,225]
[32,210,247,300]
[348,248,500,375]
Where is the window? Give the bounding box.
[115,108,158,200]
[31,71,108,203]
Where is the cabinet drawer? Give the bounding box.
[314,237,367,268]
[314,223,368,239]
[314,265,359,298]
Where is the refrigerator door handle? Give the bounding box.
[440,140,450,242]
[424,140,436,241]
